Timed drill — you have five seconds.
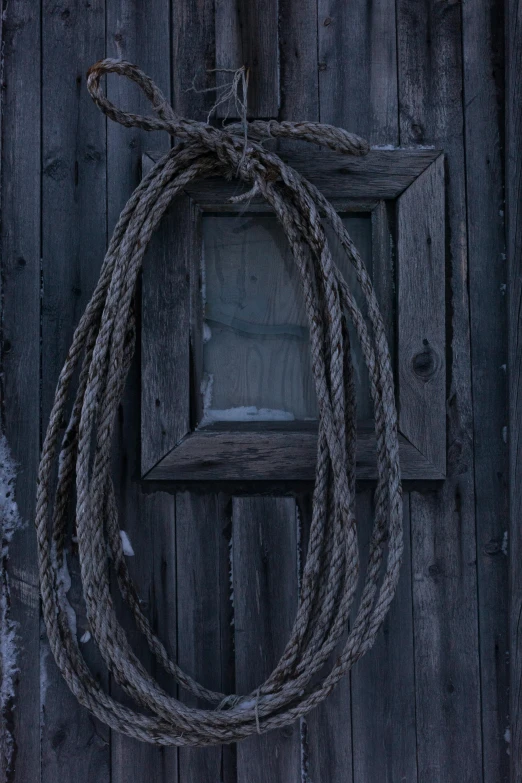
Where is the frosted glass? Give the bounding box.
[201,213,373,423]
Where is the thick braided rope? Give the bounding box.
[35,58,403,746]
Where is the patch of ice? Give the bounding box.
[201,406,295,424]
[203,322,212,343]
[120,530,135,557]
[80,630,91,644]
[200,373,214,415]
[502,531,508,557]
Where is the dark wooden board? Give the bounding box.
[301,492,354,783]
[462,0,509,778]
[40,3,110,781]
[0,3,41,782]
[105,5,177,781]
[215,0,279,118]
[317,0,398,143]
[397,0,483,779]
[507,0,522,775]
[233,497,301,783]
[397,155,446,475]
[141,195,192,475]
[351,494,418,781]
[184,149,441,203]
[146,426,444,482]
[176,493,235,783]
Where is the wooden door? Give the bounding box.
[0,1,512,782]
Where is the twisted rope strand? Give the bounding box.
[35,58,403,746]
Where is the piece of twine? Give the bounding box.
[35,58,403,746]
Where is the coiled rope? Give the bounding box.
[35,59,403,746]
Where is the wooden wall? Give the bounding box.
[0,0,513,781]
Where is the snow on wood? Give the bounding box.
[0,435,23,774]
[120,530,135,557]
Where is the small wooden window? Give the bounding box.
[141,148,445,483]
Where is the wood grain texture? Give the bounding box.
[141,192,192,475]
[398,3,483,777]
[185,149,441,203]
[177,493,235,783]
[462,1,509,779]
[214,0,279,118]
[172,0,215,121]
[279,0,318,123]
[351,494,418,781]
[40,3,110,781]
[301,492,353,783]
[0,3,41,782]
[105,9,177,779]
[147,425,444,482]
[317,0,398,143]
[397,156,446,474]
[507,0,522,775]
[233,497,301,783]
[398,18,484,783]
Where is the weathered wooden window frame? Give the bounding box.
[140,148,446,483]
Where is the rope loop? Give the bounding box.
[36,58,403,746]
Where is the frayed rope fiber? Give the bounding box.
[35,58,403,746]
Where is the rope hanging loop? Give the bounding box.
[35,58,403,746]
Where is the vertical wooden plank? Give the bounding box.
[301,493,354,783]
[40,3,110,781]
[317,0,398,142]
[104,5,178,781]
[0,3,41,782]
[316,2,418,780]
[279,0,318,122]
[141,196,192,475]
[351,496,417,782]
[177,493,235,783]
[214,0,279,118]
[462,2,509,779]
[507,0,522,775]
[233,497,301,783]
[172,0,216,120]
[397,2,483,778]
[397,156,446,474]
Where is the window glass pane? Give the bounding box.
[201,212,373,423]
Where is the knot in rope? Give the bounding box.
[36,58,403,746]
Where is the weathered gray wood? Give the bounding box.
[105,10,177,780]
[317,0,398,143]
[313,9,403,778]
[0,4,41,782]
[372,200,395,362]
[351,494,418,781]
[397,1,483,778]
[177,493,235,783]
[172,0,216,121]
[301,493,354,783]
[147,425,444,482]
[214,0,279,118]
[279,0,318,123]
[233,497,301,783]
[462,2,509,779]
[397,156,446,475]
[170,9,240,781]
[40,3,110,781]
[184,149,441,203]
[507,0,522,775]
[141,192,193,475]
